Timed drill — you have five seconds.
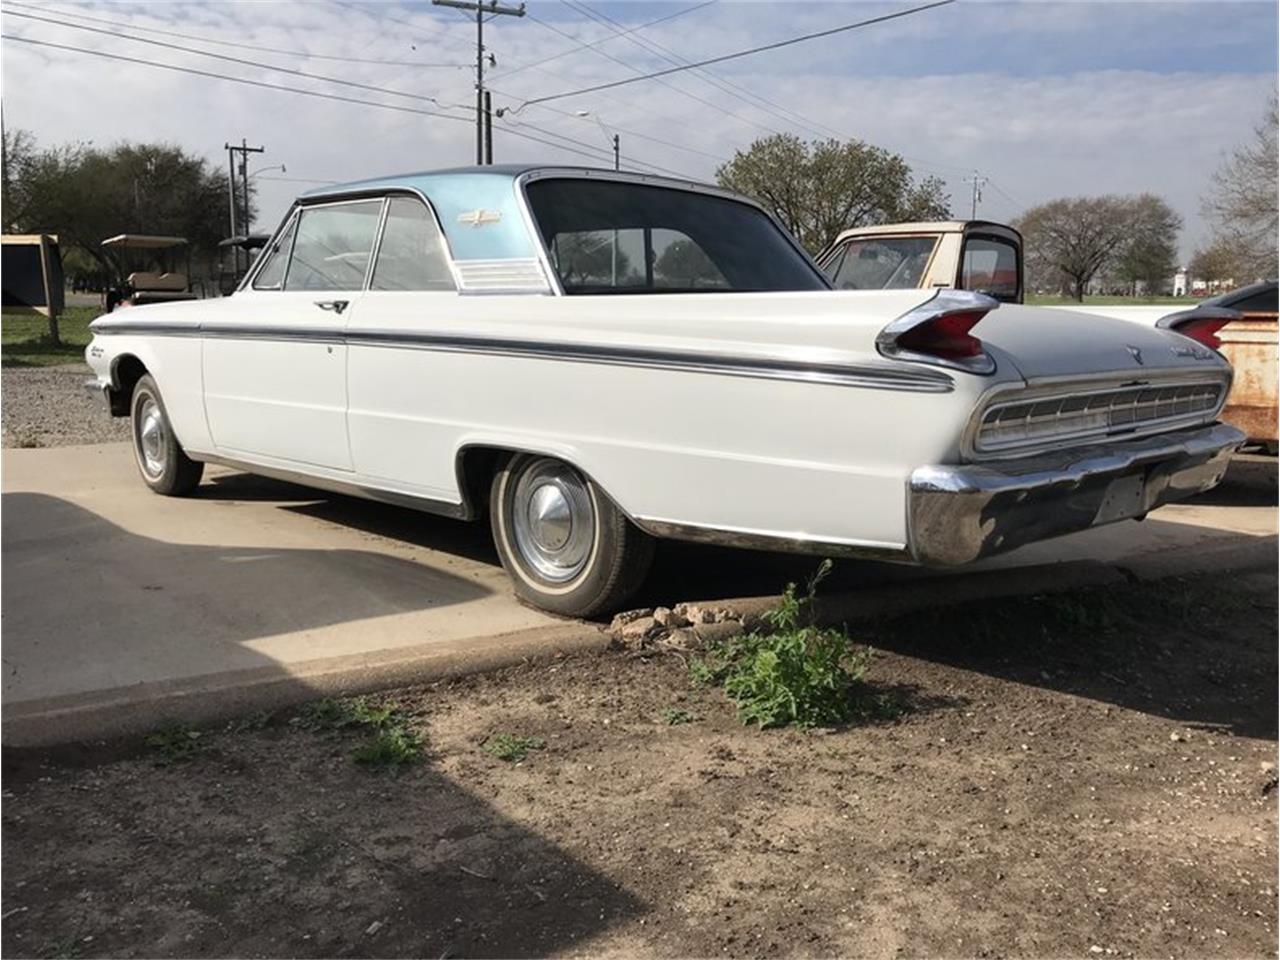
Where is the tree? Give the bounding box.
[1201,94,1278,280]
[1110,194,1182,295]
[1016,194,1179,301]
[1189,237,1246,285]
[3,131,239,338]
[655,238,724,288]
[715,134,950,253]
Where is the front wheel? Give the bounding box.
[130,374,204,496]
[490,454,653,617]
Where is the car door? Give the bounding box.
[203,198,382,471]
[345,193,462,497]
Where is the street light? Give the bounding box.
[574,111,619,171]
[243,165,286,232]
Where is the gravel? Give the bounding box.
[1,363,129,448]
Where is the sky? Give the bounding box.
[1,0,1276,260]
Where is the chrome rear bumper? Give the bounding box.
[908,422,1245,565]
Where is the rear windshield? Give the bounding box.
[525,179,827,295]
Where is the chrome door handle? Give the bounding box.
[315,299,349,315]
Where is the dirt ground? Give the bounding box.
[3,567,1277,959]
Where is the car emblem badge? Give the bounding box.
[457,208,502,227]
[1126,345,1144,365]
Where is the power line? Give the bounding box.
[490,0,716,81]
[3,9,471,111]
[561,0,845,143]
[522,10,785,137]
[0,33,645,171]
[516,0,955,109]
[2,0,468,67]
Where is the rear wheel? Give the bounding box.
[490,454,653,617]
[130,374,203,496]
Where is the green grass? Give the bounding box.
[1026,294,1197,308]
[294,697,424,770]
[2,306,100,367]
[661,708,695,726]
[144,724,205,765]
[483,732,545,763]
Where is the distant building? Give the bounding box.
[1173,267,1188,297]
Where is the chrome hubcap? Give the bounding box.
[511,459,594,583]
[137,397,167,478]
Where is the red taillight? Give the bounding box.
[1170,316,1229,351]
[893,309,988,359]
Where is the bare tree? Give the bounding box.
[1201,94,1278,280]
[1189,236,1247,285]
[1111,194,1183,295]
[1016,196,1134,301]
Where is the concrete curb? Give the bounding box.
[2,622,606,748]
[6,535,1274,749]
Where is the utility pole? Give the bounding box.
[432,0,525,165]
[611,133,619,171]
[224,139,264,274]
[963,170,988,219]
[483,91,493,165]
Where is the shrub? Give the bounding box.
[692,560,883,729]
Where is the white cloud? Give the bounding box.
[1,0,1274,260]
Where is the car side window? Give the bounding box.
[370,196,456,291]
[961,236,1019,300]
[251,215,297,290]
[283,200,382,291]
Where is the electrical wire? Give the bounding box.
[515,0,956,109]
[1,33,650,170]
[522,11,785,138]
[560,0,845,143]
[2,0,468,67]
[489,0,716,81]
[4,9,468,110]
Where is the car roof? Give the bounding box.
[832,219,1019,235]
[300,164,717,202]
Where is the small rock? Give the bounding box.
[1089,947,1104,954]
[675,604,719,625]
[618,616,661,641]
[1260,761,1275,773]
[662,628,701,651]
[653,607,689,628]
[365,921,384,936]
[610,608,654,628]
[1169,732,1185,743]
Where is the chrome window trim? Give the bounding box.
[514,168,832,295]
[248,206,300,292]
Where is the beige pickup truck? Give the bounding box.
[816,220,1024,303]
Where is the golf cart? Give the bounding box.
[101,234,196,312]
[217,233,269,296]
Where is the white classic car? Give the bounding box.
[86,165,1244,616]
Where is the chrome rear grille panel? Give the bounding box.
[976,381,1225,454]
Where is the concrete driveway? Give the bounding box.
[3,443,1275,745]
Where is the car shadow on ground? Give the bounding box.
[2,493,496,703]
[857,567,1278,741]
[3,722,647,959]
